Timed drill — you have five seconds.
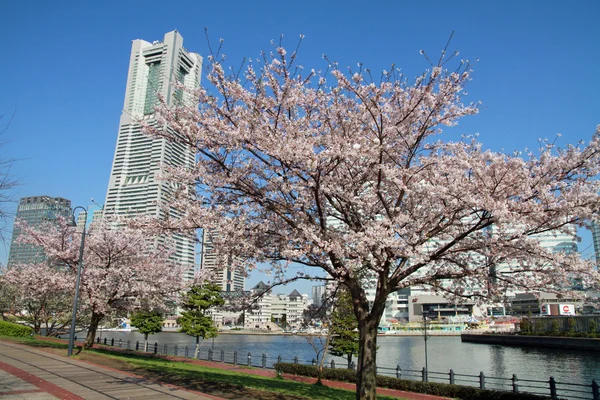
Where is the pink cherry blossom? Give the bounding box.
[11,216,186,349]
[141,42,600,399]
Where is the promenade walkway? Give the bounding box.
[0,341,222,400]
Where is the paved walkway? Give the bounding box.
[0,341,222,400]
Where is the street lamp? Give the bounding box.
[67,206,88,356]
[422,311,430,382]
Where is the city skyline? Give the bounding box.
[1,1,599,293]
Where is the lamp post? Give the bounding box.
[67,206,88,356]
[422,311,430,382]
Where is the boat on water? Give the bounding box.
[100,318,136,332]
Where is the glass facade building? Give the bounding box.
[7,196,72,267]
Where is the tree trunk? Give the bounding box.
[144,333,149,352]
[84,312,103,350]
[356,317,379,400]
[347,353,352,369]
[194,336,200,359]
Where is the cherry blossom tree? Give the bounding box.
[144,37,600,399]
[1,264,75,336]
[14,217,186,349]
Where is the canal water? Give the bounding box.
[79,331,599,387]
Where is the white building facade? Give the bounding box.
[104,31,202,280]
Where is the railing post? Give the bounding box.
[185,346,188,358]
[174,345,178,356]
[396,365,401,379]
[512,374,519,393]
[549,376,558,399]
[220,349,225,362]
[208,349,213,361]
[104,337,107,345]
[118,339,122,348]
[449,369,455,385]
[592,380,599,400]
[136,341,139,351]
[153,342,158,354]
[350,361,355,370]
[277,355,282,364]
[294,356,299,364]
[262,354,267,368]
[111,338,114,346]
[422,367,427,382]
[479,371,485,390]
[96,337,100,344]
[247,352,252,366]
[163,344,167,355]
[331,359,335,369]
[233,351,238,365]
[126,340,130,350]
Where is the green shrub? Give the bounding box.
[0,320,33,337]
[589,319,597,334]
[520,319,531,333]
[567,318,575,334]
[273,363,550,400]
[550,320,559,334]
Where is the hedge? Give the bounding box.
[0,320,34,337]
[273,363,550,400]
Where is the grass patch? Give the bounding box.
[85,348,398,400]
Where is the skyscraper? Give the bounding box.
[104,31,202,279]
[7,196,72,267]
[200,229,246,291]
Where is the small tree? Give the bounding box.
[130,310,163,352]
[178,283,225,358]
[329,289,360,369]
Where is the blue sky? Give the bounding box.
[1,1,599,294]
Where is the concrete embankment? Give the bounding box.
[461,333,600,351]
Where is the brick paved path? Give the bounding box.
[0,341,222,400]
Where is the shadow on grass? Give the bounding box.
[88,348,367,400]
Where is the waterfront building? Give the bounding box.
[103,31,202,280]
[509,292,582,316]
[271,289,309,329]
[244,281,273,330]
[7,196,72,267]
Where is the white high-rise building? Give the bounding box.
[104,31,202,280]
[200,230,246,291]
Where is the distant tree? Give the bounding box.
[302,304,328,329]
[130,310,163,351]
[178,283,225,358]
[329,289,359,369]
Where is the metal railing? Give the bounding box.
[87,336,599,400]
